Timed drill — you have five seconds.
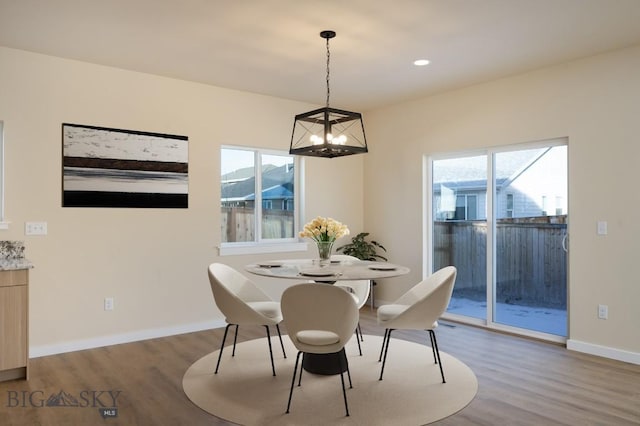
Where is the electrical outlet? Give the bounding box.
[104,297,114,311]
[25,222,48,235]
[597,221,608,235]
[598,304,608,319]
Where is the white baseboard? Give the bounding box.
[378,298,639,365]
[567,339,640,365]
[29,319,227,359]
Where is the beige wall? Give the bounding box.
[0,47,364,354]
[2,43,638,363]
[364,45,640,361]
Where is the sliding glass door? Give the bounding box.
[432,155,487,320]
[493,145,567,336]
[430,140,568,338]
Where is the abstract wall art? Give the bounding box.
[62,123,188,208]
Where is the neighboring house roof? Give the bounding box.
[222,163,294,201]
[434,148,548,192]
[245,184,293,201]
[221,164,278,181]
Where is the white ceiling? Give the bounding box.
[2,0,640,111]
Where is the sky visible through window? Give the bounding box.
[221,148,291,175]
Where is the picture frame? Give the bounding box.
[62,123,188,208]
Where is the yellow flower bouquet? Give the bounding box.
[299,216,350,263]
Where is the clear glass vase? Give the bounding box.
[316,241,334,266]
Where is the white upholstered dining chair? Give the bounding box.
[331,254,370,355]
[281,283,359,417]
[207,263,287,376]
[377,266,457,383]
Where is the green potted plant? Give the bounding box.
[337,232,387,309]
[336,232,387,261]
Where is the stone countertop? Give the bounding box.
[0,258,34,271]
[0,241,33,270]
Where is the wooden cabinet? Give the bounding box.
[0,269,29,381]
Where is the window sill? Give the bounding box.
[218,242,308,256]
[0,222,9,230]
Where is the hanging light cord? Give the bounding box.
[325,35,331,109]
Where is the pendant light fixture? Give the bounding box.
[289,30,368,158]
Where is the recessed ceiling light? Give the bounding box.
[414,59,430,66]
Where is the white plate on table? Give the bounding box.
[257,261,283,268]
[368,264,397,271]
[299,270,338,277]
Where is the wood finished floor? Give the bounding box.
[1,309,639,426]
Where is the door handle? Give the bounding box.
[562,234,568,252]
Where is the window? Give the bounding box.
[220,146,304,255]
[506,193,514,218]
[454,194,478,220]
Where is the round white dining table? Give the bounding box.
[245,258,410,283]
[245,258,410,375]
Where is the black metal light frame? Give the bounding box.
[289,30,368,159]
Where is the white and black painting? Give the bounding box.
[62,123,188,208]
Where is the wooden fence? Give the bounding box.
[434,220,567,308]
[221,207,295,242]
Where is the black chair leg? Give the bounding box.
[289,350,352,417]
[265,325,276,376]
[215,323,233,374]
[429,330,446,383]
[358,323,364,342]
[428,329,438,364]
[340,349,353,388]
[231,324,239,356]
[286,351,303,413]
[355,327,362,356]
[338,352,350,417]
[379,329,389,362]
[379,329,394,380]
[297,355,304,386]
[276,324,287,358]
[339,371,350,416]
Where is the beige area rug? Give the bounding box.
[183,335,477,426]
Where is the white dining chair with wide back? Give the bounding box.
[281,283,359,417]
[377,266,457,383]
[331,254,370,355]
[207,262,287,376]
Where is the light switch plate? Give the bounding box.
[25,222,48,235]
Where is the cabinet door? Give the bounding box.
[0,285,28,370]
